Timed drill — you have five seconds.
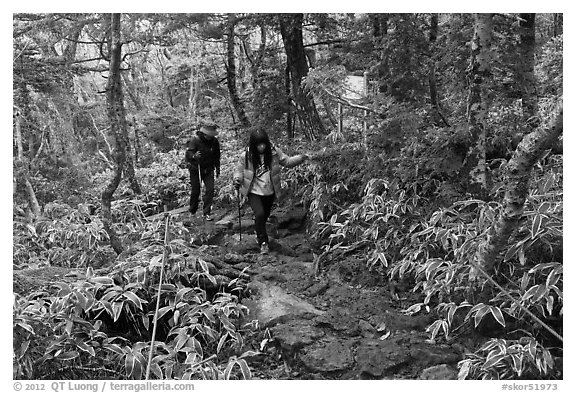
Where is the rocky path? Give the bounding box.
[192,205,465,380]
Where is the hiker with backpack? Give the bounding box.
[233,129,309,254]
[184,122,221,221]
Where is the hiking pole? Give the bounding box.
[198,163,205,224]
[237,188,242,241]
[145,208,171,380]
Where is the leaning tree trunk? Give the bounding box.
[102,13,140,255]
[519,13,538,132]
[470,100,563,281]
[462,13,494,198]
[226,14,251,128]
[279,13,325,140]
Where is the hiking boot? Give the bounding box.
[203,214,213,221]
[260,242,269,255]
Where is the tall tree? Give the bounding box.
[462,13,494,197]
[101,13,140,254]
[279,13,325,140]
[519,13,537,132]
[226,13,251,128]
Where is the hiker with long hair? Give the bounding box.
[233,129,308,254]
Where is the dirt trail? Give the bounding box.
[188,206,464,379]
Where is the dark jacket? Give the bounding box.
[185,131,221,171]
[233,146,305,199]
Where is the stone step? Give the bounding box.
[242,280,324,328]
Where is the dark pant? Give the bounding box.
[247,193,275,246]
[189,166,215,215]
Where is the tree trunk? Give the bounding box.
[188,58,198,123]
[122,72,144,111]
[124,153,141,194]
[305,47,337,128]
[371,14,389,39]
[155,48,173,107]
[226,14,251,128]
[372,14,382,38]
[15,111,24,162]
[381,14,389,35]
[121,73,144,170]
[101,13,135,255]
[462,13,494,197]
[242,21,267,93]
[14,111,41,217]
[428,13,439,110]
[470,100,563,281]
[552,13,562,37]
[133,116,141,166]
[105,16,140,196]
[279,13,325,140]
[23,178,42,217]
[51,19,87,167]
[428,13,449,127]
[321,96,338,128]
[285,65,294,139]
[519,13,538,132]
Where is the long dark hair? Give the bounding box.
[247,129,273,169]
